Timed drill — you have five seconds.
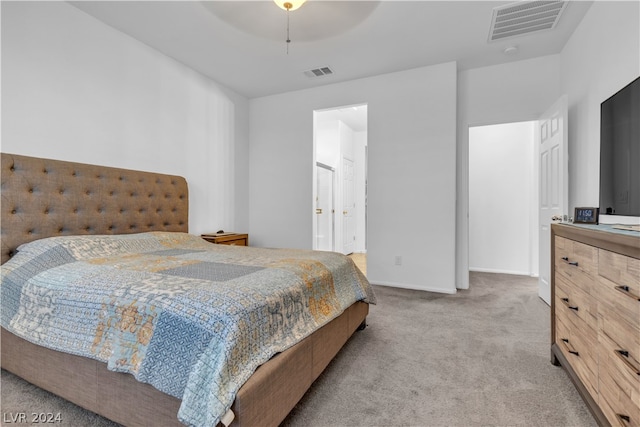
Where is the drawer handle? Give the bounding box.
[561,256,579,266]
[614,349,640,376]
[560,297,579,311]
[615,285,640,301]
[616,414,630,426]
[561,338,579,356]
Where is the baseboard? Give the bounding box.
[371,280,457,294]
[469,267,533,276]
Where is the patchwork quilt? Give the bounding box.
[1,232,375,427]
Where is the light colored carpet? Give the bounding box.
[282,272,596,426]
[1,272,595,426]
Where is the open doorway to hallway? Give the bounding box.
[313,104,367,267]
[468,121,539,278]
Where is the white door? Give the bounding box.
[315,164,334,251]
[342,157,355,255]
[538,95,568,305]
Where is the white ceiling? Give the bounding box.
[70,0,593,101]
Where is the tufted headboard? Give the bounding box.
[1,153,189,264]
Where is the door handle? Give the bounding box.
[316,208,322,214]
[343,210,348,215]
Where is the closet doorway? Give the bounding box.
[313,104,368,259]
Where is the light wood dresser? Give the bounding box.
[551,223,640,426]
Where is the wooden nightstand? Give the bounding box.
[201,233,248,246]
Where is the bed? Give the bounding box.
[0,153,375,427]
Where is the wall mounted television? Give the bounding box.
[599,76,640,217]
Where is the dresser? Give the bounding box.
[551,223,640,426]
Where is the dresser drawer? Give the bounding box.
[555,236,598,294]
[598,333,640,427]
[217,237,247,246]
[556,314,599,399]
[599,249,640,288]
[596,275,640,342]
[598,297,640,377]
[598,250,640,326]
[555,274,598,330]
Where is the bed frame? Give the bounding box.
[0,153,368,427]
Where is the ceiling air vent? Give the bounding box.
[304,66,334,78]
[488,1,568,42]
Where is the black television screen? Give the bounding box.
[599,76,640,216]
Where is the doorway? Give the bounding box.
[313,104,368,258]
[468,121,538,277]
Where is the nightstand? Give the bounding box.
[201,233,248,246]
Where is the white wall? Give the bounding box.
[457,55,561,289]
[354,130,367,253]
[315,120,340,167]
[469,122,536,276]
[558,0,640,223]
[250,62,458,294]
[1,1,250,235]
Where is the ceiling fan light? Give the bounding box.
[273,0,307,11]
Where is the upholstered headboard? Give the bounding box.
[1,153,189,264]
